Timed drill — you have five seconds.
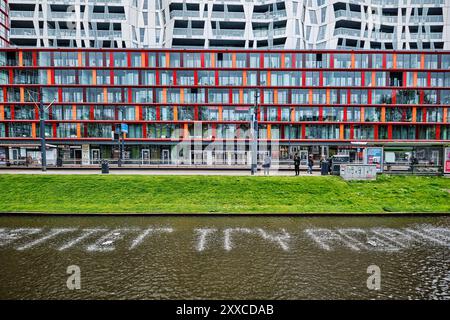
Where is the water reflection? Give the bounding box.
[0,215,449,299]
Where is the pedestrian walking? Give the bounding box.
[307,155,314,174]
[293,153,300,176]
[263,153,272,176]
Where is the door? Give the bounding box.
[91,149,100,164]
[299,150,308,166]
[431,150,440,165]
[141,149,150,165]
[162,149,170,164]
[74,149,82,165]
[11,149,20,165]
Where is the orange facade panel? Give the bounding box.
[173,106,178,121]
[31,123,36,138]
[76,123,81,138]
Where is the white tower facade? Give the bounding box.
[7,0,450,49]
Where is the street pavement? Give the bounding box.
[0,168,322,176]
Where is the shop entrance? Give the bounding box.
[162,149,170,164]
[91,149,100,164]
[299,150,308,166]
[141,149,150,164]
[70,148,82,165]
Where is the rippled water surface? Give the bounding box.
[0,215,449,299]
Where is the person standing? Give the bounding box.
[263,153,272,176]
[307,155,314,174]
[293,153,300,176]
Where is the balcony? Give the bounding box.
[212,29,245,38]
[409,32,443,40]
[371,0,402,6]
[334,10,363,20]
[365,31,394,40]
[408,16,444,23]
[210,11,245,20]
[10,28,36,36]
[91,13,126,21]
[173,28,204,37]
[252,10,286,20]
[169,10,200,19]
[50,11,76,19]
[253,28,286,37]
[333,28,361,38]
[9,11,35,18]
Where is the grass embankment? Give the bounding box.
[0,174,449,214]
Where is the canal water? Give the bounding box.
[0,215,449,300]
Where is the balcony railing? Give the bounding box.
[173,28,204,37]
[169,10,200,19]
[335,10,363,20]
[9,11,35,18]
[252,10,286,20]
[212,29,245,37]
[10,28,36,36]
[334,28,361,38]
[91,13,126,20]
[364,31,394,40]
[409,32,443,40]
[408,15,444,23]
[210,11,245,19]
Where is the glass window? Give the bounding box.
[114,52,127,67]
[386,107,412,122]
[178,107,194,120]
[9,123,32,137]
[200,107,218,121]
[142,107,157,120]
[347,108,361,122]
[249,53,260,68]
[76,106,90,120]
[118,107,135,120]
[52,106,73,120]
[392,125,415,140]
[14,106,34,120]
[131,53,141,67]
[334,53,351,68]
[89,52,104,67]
[127,124,142,138]
[57,123,77,138]
[184,52,201,68]
[295,107,319,121]
[160,106,174,121]
[364,108,381,122]
[88,124,112,138]
[146,124,177,139]
[323,107,344,121]
[94,106,115,120]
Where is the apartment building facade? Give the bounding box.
[0,48,449,168]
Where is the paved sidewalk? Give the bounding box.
[0,168,322,176]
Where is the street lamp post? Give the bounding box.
[250,90,259,175]
[27,88,56,172]
[289,107,294,160]
[117,106,126,167]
